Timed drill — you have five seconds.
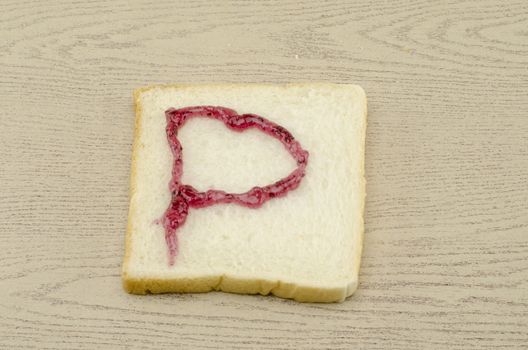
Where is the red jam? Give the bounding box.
[162,106,309,265]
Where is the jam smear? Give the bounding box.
[161,106,309,265]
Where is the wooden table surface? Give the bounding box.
[1,1,527,349]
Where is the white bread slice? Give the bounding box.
[123,83,367,302]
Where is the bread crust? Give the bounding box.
[122,83,367,303]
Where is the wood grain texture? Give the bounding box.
[1,0,527,348]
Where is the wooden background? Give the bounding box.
[1,0,527,348]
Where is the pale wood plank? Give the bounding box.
[1,0,527,348]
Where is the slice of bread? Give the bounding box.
[123,83,367,302]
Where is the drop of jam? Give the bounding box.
[161,106,309,265]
